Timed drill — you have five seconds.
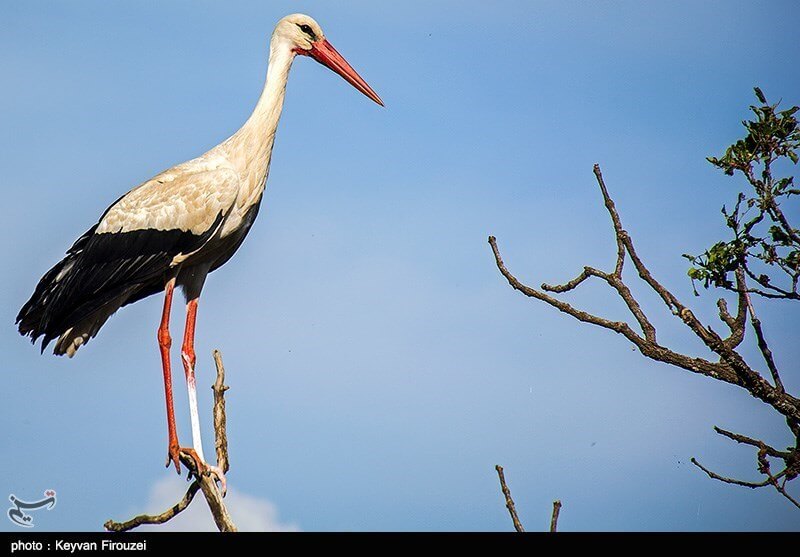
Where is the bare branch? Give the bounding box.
[489,236,643,343]
[489,235,739,384]
[743,265,800,299]
[767,197,800,247]
[543,265,658,342]
[550,500,562,533]
[595,167,771,381]
[541,267,592,293]
[489,161,800,509]
[758,447,800,510]
[213,350,231,473]
[744,294,784,392]
[605,197,764,384]
[592,165,627,278]
[605,273,658,343]
[717,299,745,349]
[717,298,737,331]
[593,165,682,314]
[690,458,773,488]
[495,465,525,532]
[181,454,236,532]
[713,426,789,459]
[105,350,237,532]
[104,482,201,532]
[692,426,800,508]
[718,268,748,349]
[772,479,800,510]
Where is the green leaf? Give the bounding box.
[696,88,798,297]
[769,225,791,245]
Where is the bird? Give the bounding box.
[16,13,383,488]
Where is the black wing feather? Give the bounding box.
[17,211,224,354]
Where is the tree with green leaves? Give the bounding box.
[489,89,799,509]
[686,87,800,300]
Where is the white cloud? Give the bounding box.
[137,477,300,532]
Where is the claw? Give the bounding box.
[179,447,205,479]
[207,465,228,497]
[179,448,227,496]
[166,443,182,474]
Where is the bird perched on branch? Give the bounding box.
[17,13,383,488]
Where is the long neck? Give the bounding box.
[226,38,295,187]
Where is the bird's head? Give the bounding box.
[274,14,383,107]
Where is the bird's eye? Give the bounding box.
[298,24,315,38]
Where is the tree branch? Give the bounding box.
[759,448,800,510]
[550,500,562,533]
[489,162,800,508]
[744,293,784,393]
[691,425,799,507]
[690,458,773,488]
[719,267,748,349]
[495,465,525,532]
[713,426,789,459]
[213,350,231,474]
[104,482,201,532]
[489,234,739,384]
[743,266,800,299]
[543,265,658,342]
[593,165,682,314]
[105,350,237,532]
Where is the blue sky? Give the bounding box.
[1,1,798,531]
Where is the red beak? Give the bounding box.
[302,39,384,107]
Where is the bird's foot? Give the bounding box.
[206,464,228,497]
[166,442,182,474]
[179,448,227,497]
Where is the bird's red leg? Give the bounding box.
[158,278,181,473]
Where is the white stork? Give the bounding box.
[17,14,383,486]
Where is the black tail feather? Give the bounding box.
[17,225,95,349]
[17,254,80,348]
[17,216,222,355]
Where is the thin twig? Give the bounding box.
[717,268,747,349]
[693,426,799,507]
[542,265,657,342]
[745,293,784,392]
[495,465,525,532]
[742,266,800,299]
[550,500,562,533]
[770,472,800,509]
[593,164,682,314]
[713,426,789,459]
[758,448,800,510]
[213,350,231,473]
[104,482,201,532]
[541,267,592,293]
[690,458,773,488]
[717,298,737,331]
[593,165,626,279]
